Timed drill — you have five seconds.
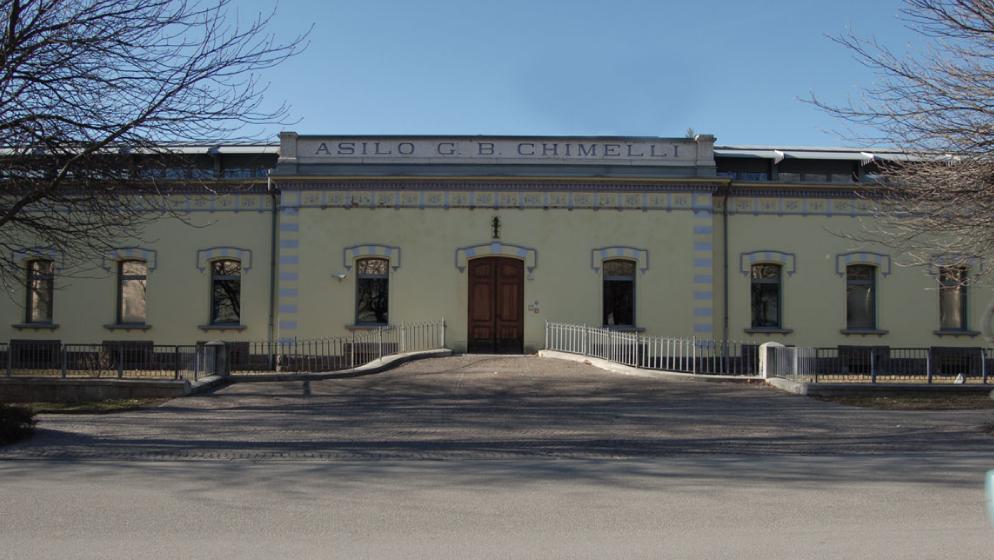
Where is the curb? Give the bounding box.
[766,376,994,396]
[538,350,762,383]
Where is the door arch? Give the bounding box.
[467,257,524,353]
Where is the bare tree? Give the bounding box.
[0,0,307,288]
[811,0,994,279]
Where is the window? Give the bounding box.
[602,259,635,327]
[25,260,54,323]
[356,258,389,324]
[117,260,147,324]
[846,265,876,329]
[939,266,968,331]
[210,260,241,325]
[751,264,782,328]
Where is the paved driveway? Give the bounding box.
[3,355,993,460]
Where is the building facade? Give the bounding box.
[1,132,988,356]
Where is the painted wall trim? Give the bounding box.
[739,250,797,276]
[590,246,649,274]
[835,251,891,277]
[196,247,253,272]
[11,247,63,270]
[455,241,538,278]
[101,247,158,271]
[339,244,402,277]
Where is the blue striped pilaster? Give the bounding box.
[691,193,715,335]
[277,191,302,341]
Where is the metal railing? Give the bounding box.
[544,321,759,375]
[230,319,447,374]
[1,341,218,380]
[2,319,446,379]
[765,345,993,384]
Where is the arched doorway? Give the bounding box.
[467,257,524,353]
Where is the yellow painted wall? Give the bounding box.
[2,187,991,352]
[287,205,703,352]
[723,211,993,348]
[0,195,274,344]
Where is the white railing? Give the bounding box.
[545,321,759,375]
[761,344,817,380]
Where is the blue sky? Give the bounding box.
[238,0,919,147]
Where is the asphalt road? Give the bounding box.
[2,456,993,559]
[3,355,994,558]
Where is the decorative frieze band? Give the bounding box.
[590,247,649,274]
[197,247,253,272]
[836,251,891,276]
[739,251,797,276]
[150,190,877,216]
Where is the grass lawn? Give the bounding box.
[814,392,994,410]
[29,398,170,414]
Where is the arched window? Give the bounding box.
[117,260,148,325]
[210,259,241,325]
[356,257,389,325]
[846,265,876,330]
[602,259,635,327]
[750,264,782,328]
[25,259,54,323]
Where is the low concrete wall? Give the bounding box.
[766,377,994,397]
[0,377,191,403]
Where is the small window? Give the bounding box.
[356,258,389,324]
[751,264,782,328]
[939,266,968,331]
[117,260,148,324]
[846,265,876,329]
[602,259,635,327]
[25,260,54,323]
[210,259,241,325]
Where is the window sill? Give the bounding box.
[744,327,794,335]
[840,328,889,336]
[345,323,389,331]
[934,329,980,337]
[601,325,646,333]
[198,324,246,332]
[11,323,59,331]
[104,323,151,331]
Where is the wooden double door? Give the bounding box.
[467,257,524,354]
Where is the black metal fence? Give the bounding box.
[547,321,994,384]
[0,341,216,380]
[230,320,446,374]
[775,346,992,384]
[1,319,447,380]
